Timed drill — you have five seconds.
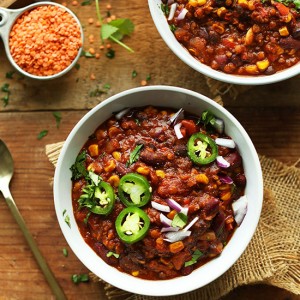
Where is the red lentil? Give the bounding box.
[9,5,82,76]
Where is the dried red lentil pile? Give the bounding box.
[9,5,82,76]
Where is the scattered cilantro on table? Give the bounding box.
[62,248,68,257]
[37,129,48,140]
[1,83,10,107]
[95,0,134,53]
[71,274,89,284]
[53,111,62,128]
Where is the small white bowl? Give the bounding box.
[54,86,263,296]
[148,0,300,85]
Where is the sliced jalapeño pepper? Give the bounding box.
[115,207,150,244]
[187,132,218,165]
[118,173,152,207]
[90,181,115,215]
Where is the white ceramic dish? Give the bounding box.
[148,0,300,85]
[54,86,263,296]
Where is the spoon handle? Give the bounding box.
[1,186,67,300]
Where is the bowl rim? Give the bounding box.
[148,0,300,85]
[54,85,263,296]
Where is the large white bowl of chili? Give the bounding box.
[148,0,300,85]
[54,86,263,296]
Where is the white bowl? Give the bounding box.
[148,0,300,85]
[54,86,263,296]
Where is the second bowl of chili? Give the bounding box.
[148,0,300,85]
[53,86,263,296]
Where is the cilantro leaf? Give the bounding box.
[70,150,88,180]
[71,274,89,284]
[37,130,48,140]
[109,18,134,36]
[126,144,144,167]
[53,111,62,128]
[101,24,119,40]
[184,250,203,267]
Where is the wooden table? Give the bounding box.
[0,0,299,299]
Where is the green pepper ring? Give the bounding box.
[115,207,150,244]
[90,181,115,215]
[187,132,218,165]
[118,173,152,207]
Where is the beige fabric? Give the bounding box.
[45,143,300,300]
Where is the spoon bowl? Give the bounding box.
[0,139,66,299]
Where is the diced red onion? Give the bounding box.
[161,226,180,233]
[183,216,199,232]
[115,108,131,120]
[213,118,224,134]
[177,8,188,20]
[169,108,184,125]
[160,213,172,227]
[174,122,184,139]
[215,138,236,149]
[216,156,230,168]
[232,195,248,226]
[219,175,233,184]
[164,230,191,243]
[151,201,171,213]
[166,198,183,213]
[168,3,177,21]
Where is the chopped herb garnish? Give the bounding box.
[161,3,170,15]
[106,48,115,59]
[6,71,15,79]
[84,211,91,224]
[37,130,48,140]
[184,249,203,267]
[126,144,144,167]
[81,50,95,58]
[95,0,134,53]
[172,213,188,229]
[64,214,71,228]
[106,251,120,258]
[89,84,110,97]
[62,248,68,257]
[146,74,151,81]
[199,110,216,127]
[169,24,177,32]
[71,274,89,284]
[63,209,67,216]
[135,118,140,126]
[1,83,10,107]
[53,111,62,128]
[75,63,80,70]
[132,70,137,78]
[70,150,88,180]
[81,0,92,5]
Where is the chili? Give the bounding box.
[115,207,150,244]
[187,133,218,165]
[118,173,152,207]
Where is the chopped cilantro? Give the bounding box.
[53,111,62,128]
[184,250,203,267]
[62,248,68,257]
[70,150,88,180]
[126,144,144,167]
[132,70,138,78]
[64,214,71,228]
[199,110,216,127]
[89,84,110,97]
[106,251,120,258]
[81,50,95,58]
[37,130,48,140]
[170,24,177,32]
[146,74,151,81]
[71,274,89,284]
[161,3,170,15]
[81,0,92,5]
[106,48,115,59]
[6,71,15,79]
[1,83,10,107]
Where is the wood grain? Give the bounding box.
[0,0,299,299]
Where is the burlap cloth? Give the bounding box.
[45,80,300,299]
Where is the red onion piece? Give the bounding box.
[215,138,236,149]
[177,8,188,20]
[166,198,183,212]
[213,118,224,134]
[219,175,233,184]
[232,195,248,226]
[114,108,131,120]
[216,156,230,168]
[183,216,199,232]
[151,201,171,213]
[160,213,172,227]
[161,226,180,233]
[164,230,191,243]
[169,108,184,125]
[168,3,177,21]
[174,122,184,139]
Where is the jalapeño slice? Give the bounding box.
[187,132,218,165]
[115,207,150,244]
[90,181,115,215]
[118,173,152,207]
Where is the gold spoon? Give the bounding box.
[0,139,66,300]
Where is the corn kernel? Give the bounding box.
[104,160,116,172]
[212,23,225,34]
[237,0,247,5]
[221,191,232,201]
[283,13,292,23]
[160,110,168,116]
[217,7,227,17]
[195,173,209,185]
[245,64,259,75]
[156,170,165,178]
[189,0,206,6]
[245,28,254,45]
[112,151,121,161]
[88,144,99,157]
[131,271,139,277]
[256,59,270,71]
[108,175,120,187]
[279,26,289,36]
[136,166,150,176]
